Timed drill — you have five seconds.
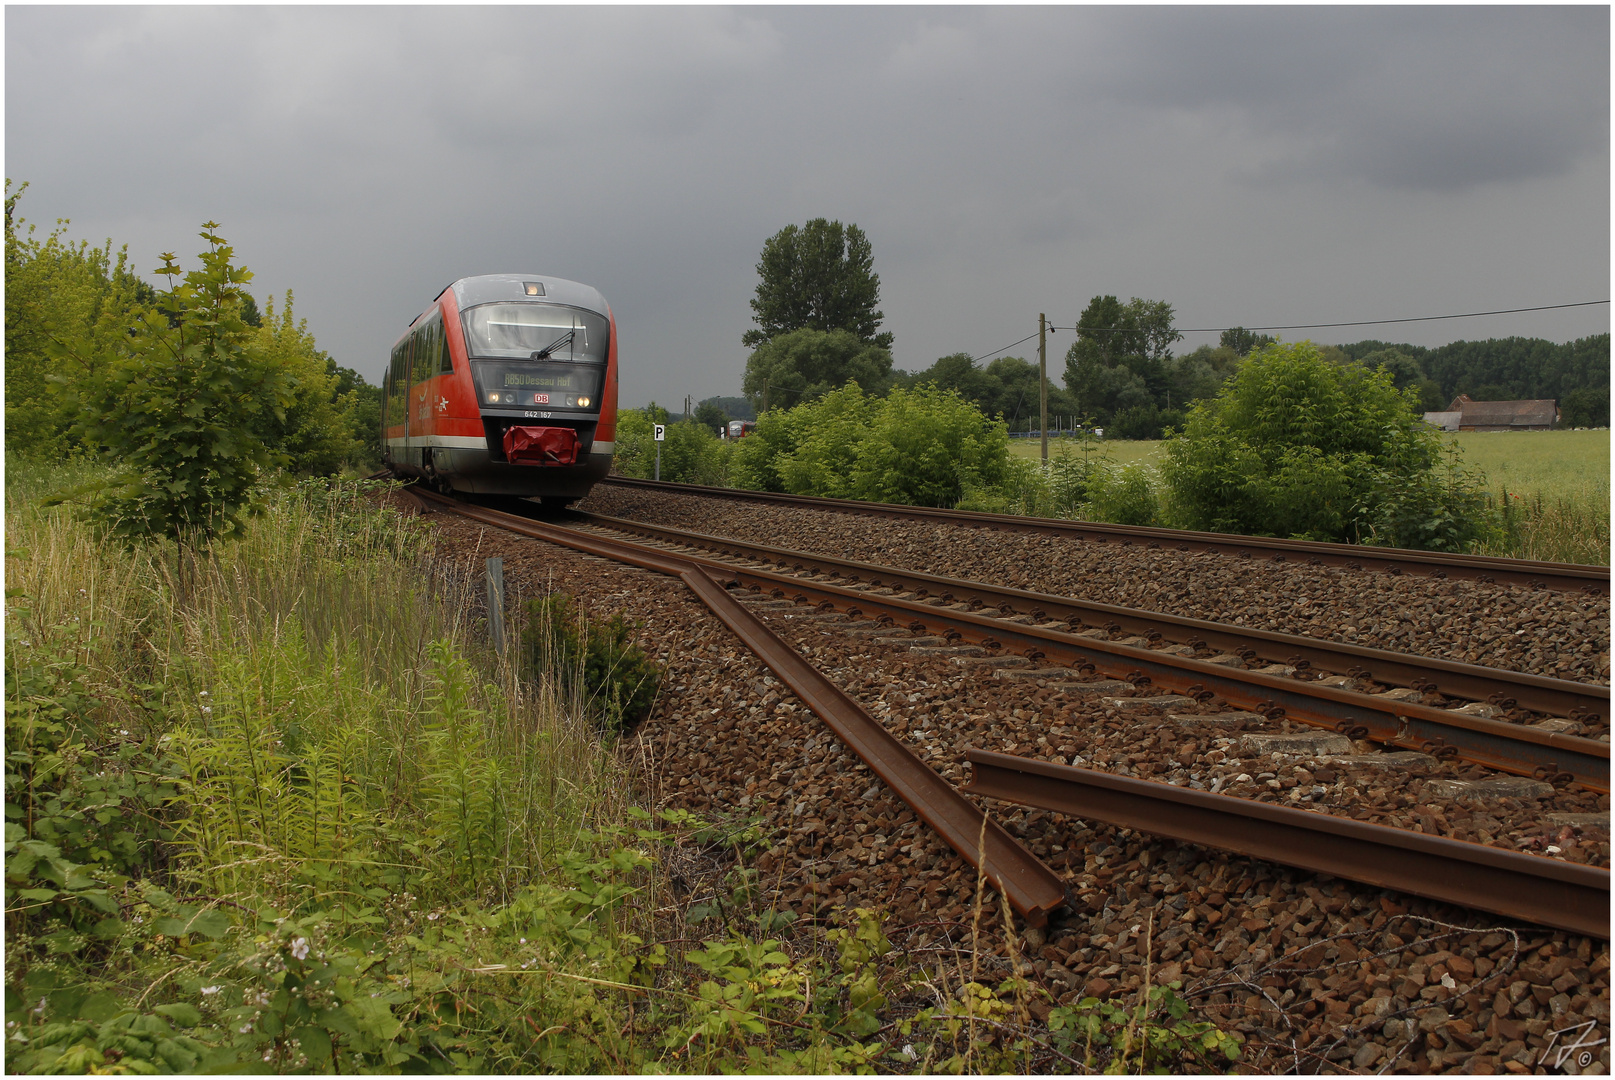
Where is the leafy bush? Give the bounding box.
[613,411,733,485]
[1084,464,1162,526]
[50,225,294,546]
[1111,402,1185,441]
[734,382,1010,508]
[520,593,661,734]
[1161,340,1495,547]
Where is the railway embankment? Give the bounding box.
[415,485,1611,1074]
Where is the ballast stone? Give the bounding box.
[1100,695,1197,711]
[1318,751,1436,769]
[1427,776,1557,800]
[1167,711,1268,726]
[1240,731,1355,756]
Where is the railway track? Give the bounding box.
[573,510,1609,734]
[562,512,1608,793]
[404,482,1609,1072]
[406,486,1608,940]
[598,476,1611,596]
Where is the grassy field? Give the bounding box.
[1008,429,1610,564]
[1007,436,1162,467]
[1448,429,1609,499]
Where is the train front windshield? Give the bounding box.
[462,303,609,363]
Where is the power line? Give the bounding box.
[970,331,1042,364]
[971,299,1610,365]
[1061,299,1611,335]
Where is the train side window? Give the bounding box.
[411,318,442,385]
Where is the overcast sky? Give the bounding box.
[7,6,1609,407]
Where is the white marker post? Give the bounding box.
[653,423,666,480]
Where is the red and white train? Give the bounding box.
[382,274,619,504]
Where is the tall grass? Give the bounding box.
[1482,483,1611,566]
[5,470,624,916]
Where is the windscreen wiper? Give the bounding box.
[531,330,575,361]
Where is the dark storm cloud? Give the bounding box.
[1081,7,1609,191]
[6,7,1607,404]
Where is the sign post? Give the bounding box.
[486,556,506,658]
[653,423,666,480]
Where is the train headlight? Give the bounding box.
[487,392,501,404]
[577,396,592,408]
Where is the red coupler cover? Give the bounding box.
[503,426,579,466]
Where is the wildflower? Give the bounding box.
[200,985,222,995]
[119,729,129,736]
[901,1044,918,1061]
[427,912,440,921]
[291,937,310,960]
[199,690,209,698]
[201,706,213,715]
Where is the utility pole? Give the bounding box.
[1039,313,1049,464]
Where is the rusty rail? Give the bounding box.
[409,488,1067,925]
[962,749,1610,938]
[579,511,1608,725]
[599,476,1610,595]
[549,532,1609,792]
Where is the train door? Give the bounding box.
[409,314,446,474]
[385,336,412,468]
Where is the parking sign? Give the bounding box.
[654,424,666,441]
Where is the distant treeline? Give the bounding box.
[1336,335,1609,426]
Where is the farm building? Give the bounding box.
[1423,395,1558,432]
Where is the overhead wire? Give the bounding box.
[970,299,1610,365]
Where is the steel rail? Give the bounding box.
[576,511,1608,725]
[598,476,1610,595]
[962,749,1610,938]
[408,488,1068,925]
[558,545,1608,792]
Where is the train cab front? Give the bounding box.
[449,277,617,499]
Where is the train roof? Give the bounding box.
[445,274,610,318]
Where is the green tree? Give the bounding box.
[742,219,891,350]
[1165,344,1242,411]
[698,395,755,421]
[51,224,294,546]
[979,356,1080,429]
[5,180,156,456]
[1560,385,1609,427]
[256,291,360,475]
[742,327,894,412]
[1160,341,1493,550]
[331,361,383,467]
[1362,348,1445,412]
[1063,296,1182,424]
[692,399,728,433]
[1218,327,1276,356]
